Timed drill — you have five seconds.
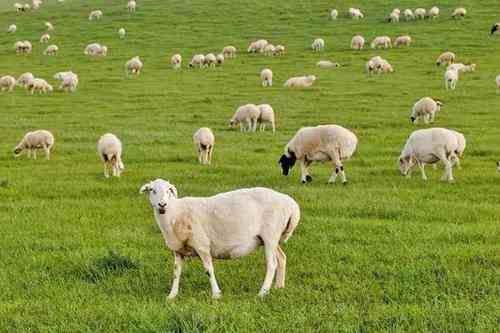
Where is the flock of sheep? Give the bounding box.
[4,0,500,299]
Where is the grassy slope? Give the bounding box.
[0,0,499,331]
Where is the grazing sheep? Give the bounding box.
[415,8,426,19]
[14,3,23,12]
[371,36,391,49]
[428,6,439,19]
[8,24,17,33]
[24,4,31,11]
[44,44,58,56]
[351,35,365,50]
[274,45,285,56]
[496,75,500,94]
[204,53,217,67]
[399,128,460,182]
[260,68,273,87]
[490,23,500,35]
[17,72,34,87]
[284,75,316,88]
[436,52,456,66]
[394,35,412,47]
[140,179,301,299]
[0,76,17,92]
[216,53,224,65]
[263,44,276,56]
[348,8,364,19]
[380,60,394,73]
[387,10,400,23]
[311,38,325,51]
[127,0,136,12]
[316,60,340,69]
[97,133,124,178]
[330,9,338,19]
[55,72,78,92]
[40,33,50,43]
[189,54,206,68]
[452,7,466,19]
[45,21,54,31]
[279,125,358,184]
[27,78,53,95]
[248,39,268,53]
[33,0,43,10]
[410,97,443,124]
[13,130,54,160]
[88,10,103,21]
[193,127,215,165]
[15,40,32,54]
[171,54,182,69]
[444,69,459,90]
[84,43,107,56]
[366,56,385,74]
[222,45,236,58]
[230,104,260,132]
[257,104,275,133]
[126,56,143,75]
[118,28,126,38]
[404,9,415,20]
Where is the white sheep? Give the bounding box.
[58,72,78,92]
[27,78,52,95]
[274,45,285,56]
[140,179,301,299]
[263,44,276,56]
[394,35,412,47]
[127,0,136,12]
[403,9,415,20]
[436,52,456,66]
[118,28,126,38]
[45,21,54,31]
[311,38,325,51]
[380,60,394,73]
[260,68,273,87]
[348,8,364,19]
[14,3,23,12]
[447,63,475,73]
[193,127,215,165]
[89,10,103,20]
[171,54,182,69]
[366,56,384,74]
[126,56,143,75]
[279,125,358,184]
[410,97,443,124]
[444,69,459,90]
[428,6,439,19]
[388,10,400,23]
[316,60,340,69]
[452,7,466,19]
[44,44,58,56]
[0,76,16,92]
[40,33,50,43]
[15,40,32,54]
[84,43,107,56]
[13,130,54,160]
[8,24,17,33]
[230,104,260,132]
[97,133,124,178]
[399,128,460,182]
[284,75,316,88]
[415,8,426,19]
[371,36,391,49]
[204,53,217,67]
[17,72,34,87]
[330,9,338,19]
[496,75,500,94]
[257,104,275,133]
[216,53,224,65]
[222,45,236,58]
[351,35,365,50]
[247,39,268,53]
[189,54,206,68]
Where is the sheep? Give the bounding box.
[24,4,31,11]
[56,72,78,92]
[40,33,50,43]
[436,52,456,66]
[316,60,340,69]
[450,130,466,168]
[171,54,182,69]
[17,72,34,87]
[88,10,103,21]
[118,28,126,38]
[452,7,466,19]
[274,45,285,56]
[84,43,107,56]
[257,104,275,133]
[230,104,260,132]
[139,179,300,299]
[380,60,394,73]
[348,8,364,19]
[127,0,136,12]
[14,3,23,12]
[189,54,206,68]
[27,78,53,95]
[387,10,400,23]
[311,38,325,51]
[399,128,460,182]
[33,0,43,10]
[126,56,143,75]
[97,133,124,178]
[462,63,476,73]
[193,128,215,165]
[330,9,338,20]
[490,23,500,35]
[279,125,358,184]
[222,45,236,58]
[8,24,17,33]
[260,68,272,87]
[444,69,459,90]
[371,36,392,49]
[45,21,54,31]
[15,41,32,54]
[351,35,365,50]
[263,44,276,56]
[428,6,439,19]
[366,56,385,74]
[394,35,412,47]
[44,44,58,56]
[13,130,54,160]
[0,76,17,92]
[415,8,426,19]
[410,97,443,124]
[247,39,268,53]
[496,75,500,94]
[404,9,415,20]
[284,75,316,88]
[204,53,217,67]
[216,53,224,65]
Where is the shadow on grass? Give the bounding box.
[83,250,139,283]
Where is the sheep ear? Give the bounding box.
[139,183,152,194]
[168,185,178,199]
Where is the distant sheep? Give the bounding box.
[410,97,443,124]
[27,78,53,94]
[248,39,268,53]
[263,44,276,56]
[15,40,32,54]
[436,52,456,66]
[222,45,236,58]
[0,76,16,92]
[351,35,365,50]
[404,9,415,20]
[97,133,124,178]
[216,53,224,65]
[126,56,143,75]
[230,104,260,132]
[17,72,34,88]
[260,68,273,87]
[54,71,78,92]
[348,8,364,19]
[40,33,50,43]
[428,6,439,19]
[311,38,325,51]
[204,53,217,67]
[193,127,215,165]
[452,7,466,19]
[257,104,275,133]
[14,130,54,160]
[490,23,500,35]
[84,43,107,56]
[316,60,340,69]
[8,24,17,33]
[371,36,391,49]
[284,75,316,88]
[171,54,182,69]
[330,9,338,20]
[44,44,58,56]
[88,10,103,21]
[118,28,126,38]
[189,54,206,68]
[274,45,285,56]
[127,0,136,12]
[394,35,412,47]
[415,8,426,19]
[45,21,54,31]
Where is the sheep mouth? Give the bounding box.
[158,208,166,215]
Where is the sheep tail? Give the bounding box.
[280,203,300,243]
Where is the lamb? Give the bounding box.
[380,60,394,73]
[348,8,364,19]
[415,8,426,19]
[436,52,456,66]
[118,28,126,38]
[55,71,78,92]
[263,44,276,56]
[404,9,415,20]
[89,10,103,20]
[371,36,391,49]
[399,128,461,182]
[193,128,215,165]
[204,53,217,67]
[496,75,500,94]
[17,72,34,87]
[84,43,107,56]
[15,41,32,54]
[189,54,206,68]
[45,21,54,31]
[222,45,236,58]
[284,75,316,88]
[444,69,459,90]
[279,125,358,184]
[44,44,58,56]
[394,35,412,47]
[139,179,300,299]
[13,130,54,160]
[216,53,224,65]
[351,35,365,50]
[410,97,443,124]
[428,6,439,19]
[311,38,325,51]
[452,7,466,19]
[0,76,17,92]
[230,104,261,132]
[260,68,273,87]
[247,39,268,53]
[126,56,143,75]
[97,133,124,178]
[330,9,338,20]
[127,0,136,12]
[274,45,285,56]
[171,54,182,69]
[27,78,53,94]
[366,56,387,74]
[40,33,50,43]
[257,104,275,133]
[8,24,17,33]
[316,60,340,69]
[490,23,500,35]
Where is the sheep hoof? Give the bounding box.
[301,180,307,184]
[166,294,177,301]
[305,175,312,182]
[342,181,348,186]
[212,292,222,299]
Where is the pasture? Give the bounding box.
[0,0,499,331]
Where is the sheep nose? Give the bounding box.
[159,203,166,208]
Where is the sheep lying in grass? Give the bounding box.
[444,68,459,90]
[260,68,273,87]
[371,36,391,49]
[44,44,58,56]
[140,179,301,299]
[171,54,182,69]
[311,38,325,51]
[193,127,215,165]
[97,133,124,178]
[399,128,461,182]
[284,75,316,88]
[230,104,260,132]
[410,97,443,124]
[351,35,365,50]
[40,33,50,43]
[27,78,52,94]
[0,76,17,92]
[222,45,236,58]
[316,61,340,69]
[14,130,54,160]
[54,71,78,92]
[248,39,268,53]
[8,24,17,33]
[89,10,103,20]
[126,56,143,75]
[17,72,34,88]
[394,35,411,47]
[257,104,275,133]
[452,7,466,19]
[491,23,500,35]
[436,52,455,66]
[189,54,205,68]
[84,43,107,56]
[127,0,136,12]
[118,28,126,38]
[279,125,358,184]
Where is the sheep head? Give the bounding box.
[279,151,296,176]
[140,179,178,215]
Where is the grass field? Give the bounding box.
[1,0,500,331]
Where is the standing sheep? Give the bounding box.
[40,33,50,43]
[274,45,285,56]
[216,53,224,65]
[44,44,58,56]
[452,7,466,19]
[55,71,78,92]
[311,38,325,51]
[260,68,273,87]
[27,78,53,95]
[410,97,443,124]
[415,8,426,19]
[348,8,364,19]
[189,54,206,68]
[230,104,260,132]
[394,35,412,47]
[284,75,316,88]
[89,10,103,20]
[193,127,215,165]
[222,45,236,58]
[404,9,415,20]
[436,52,456,66]
[257,104,275,133]
[8,24,17,33]
[17,72,34,88]
[13,130,54,160]
[97,133,124,178]
[351,35,365,50]
[84,43,107,56]
[444,69,459,90]
[428,6,439,19]
[127,0,136,12]
[171,54,182,69]
[126,56,143,75]
[204,53,217,68]
[118,28,126,38]
[263,44,276,56]
[247,39,268,53]
[330,9,338,20]
[0,76,17,92]
[371,36,392,49]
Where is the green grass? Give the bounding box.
[1,0,500,331]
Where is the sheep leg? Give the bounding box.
[417,161,427,180]
[197,148,202,163]
[43,145,50,160]
[438,153,454,182]
[198,251,221,299]
[167,252,184,300]
[251,119,257,132]
[207,146,213,165]
[258,243,278,297]
[272,122,275,134]
[274,246,287,288]
[103,162,109,178]
[32,149,37,160]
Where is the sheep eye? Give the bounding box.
[151,190,156,195]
